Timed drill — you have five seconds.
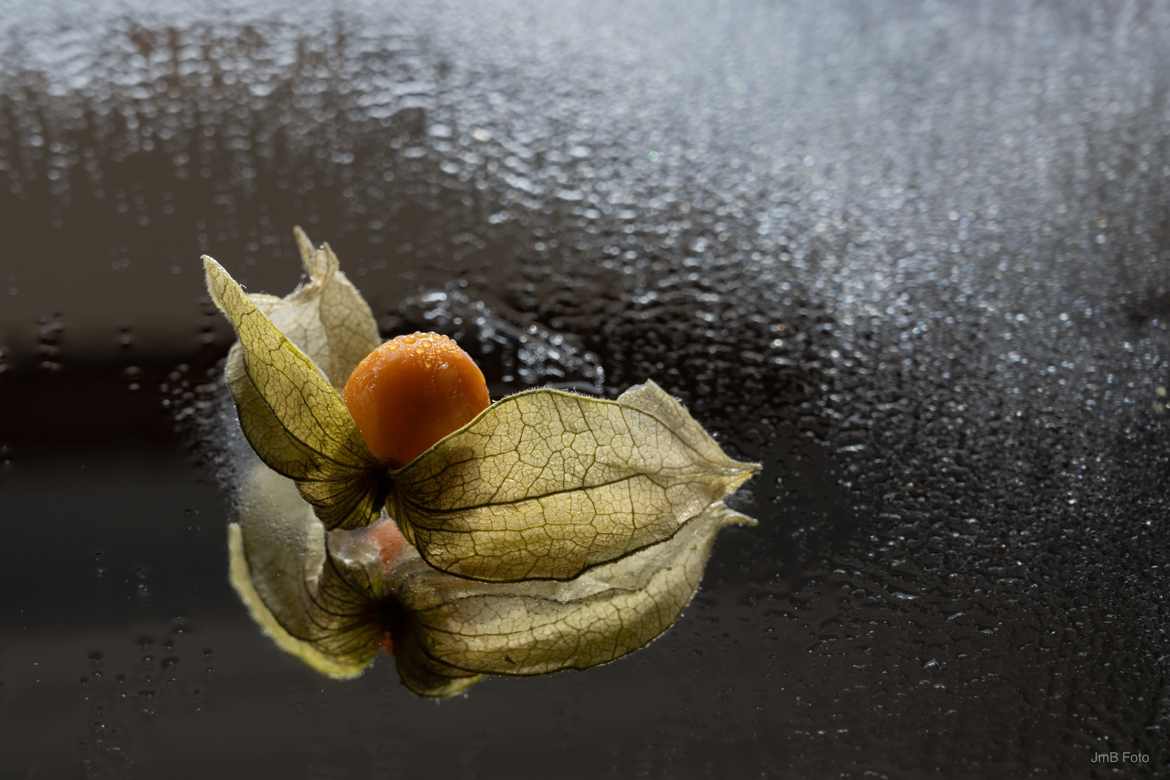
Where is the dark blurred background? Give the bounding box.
[2,1,1169,777]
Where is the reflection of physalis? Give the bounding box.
[205,228,760,698]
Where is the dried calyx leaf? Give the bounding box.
[230,462,751,696]
[379,502,755,677]
[228,462,375,680]
[250,227,381,390]
[205,241,385,531]
[391,381,759,582]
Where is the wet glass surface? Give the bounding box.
[2,1,1169,777]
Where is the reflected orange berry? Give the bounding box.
[343,332,490,467]
[370,518,407,566]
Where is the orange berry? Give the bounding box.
[342,332,490,467]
